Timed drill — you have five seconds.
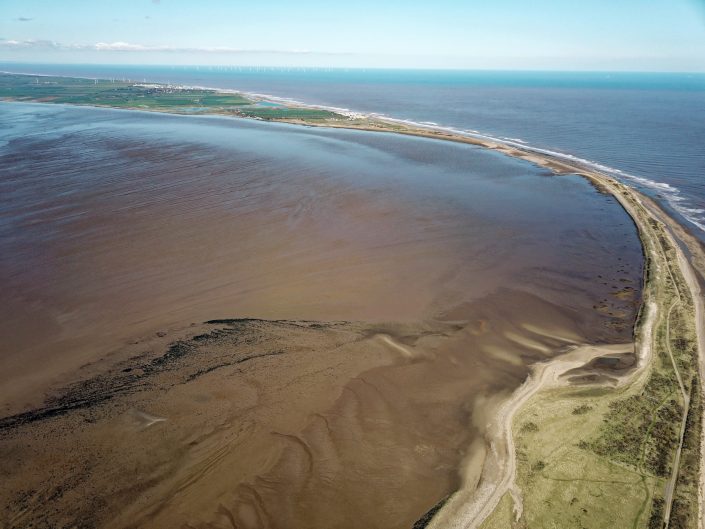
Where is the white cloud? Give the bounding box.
[0,38,327,55]
[94,41,154,51]
[1,39,64,49]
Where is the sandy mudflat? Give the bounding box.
[1,289,600,529]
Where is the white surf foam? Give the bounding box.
[365,113,705,235]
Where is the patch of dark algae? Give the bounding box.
[0,318,334,433]
[413,496,449,529]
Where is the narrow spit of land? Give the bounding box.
[438,170,704,529]
[2,72,704,529]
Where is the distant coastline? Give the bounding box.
[3,68,704,237]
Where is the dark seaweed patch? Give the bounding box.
[0,319,275,432]
[412,496,449,529]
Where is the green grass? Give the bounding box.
[479,493,515,529]
[0,73,349,124]
[591,368,682,476]
[232,106,344,121]
[671,376,702,529]
[489,386,662,529]
[0,73,252,109]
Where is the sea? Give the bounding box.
[2,63,704,239]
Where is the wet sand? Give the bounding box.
[1,292,593,529]
[0,103,644,528]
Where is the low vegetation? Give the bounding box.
[0,73,250,108]
[232,106,344,121]
[0,73,345,121]
[591,370,682,477]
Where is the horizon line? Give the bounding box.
[1,61,705,76]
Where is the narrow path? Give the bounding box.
[640,202,705,529]
[661,280,690,527]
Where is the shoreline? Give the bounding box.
[424,166,699,528]
[2,88,704,527]
[342,117,704,529]
[259,107,705,527]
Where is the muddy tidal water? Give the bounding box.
[0,102,643,529]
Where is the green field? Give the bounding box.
[0,73,345,122]
[233,105,346,121]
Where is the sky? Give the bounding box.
[1,0,705,71]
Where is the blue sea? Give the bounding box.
[2,63,704,239]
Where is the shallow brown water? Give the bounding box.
[0,103,643,528]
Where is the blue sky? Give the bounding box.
[2,0,705,71]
